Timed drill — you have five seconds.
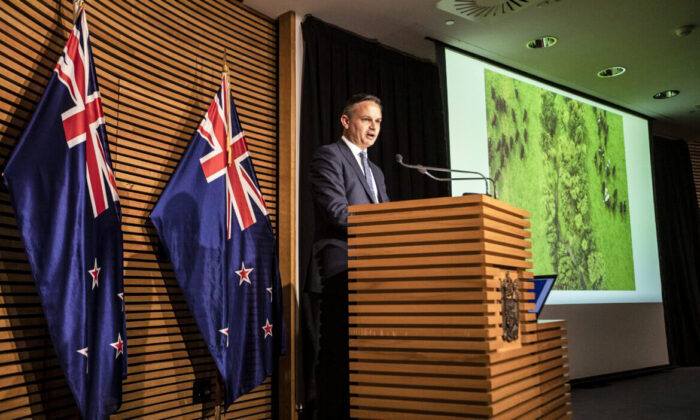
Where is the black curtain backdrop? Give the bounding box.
[298,16,449,290]
[651,137,700,366]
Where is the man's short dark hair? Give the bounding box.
[342,93,382,118]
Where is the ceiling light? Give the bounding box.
[674,24,695,37]
[653,90,679,99]
[526,36,558,49]
[445,19,455,26]
[597,66,626,78]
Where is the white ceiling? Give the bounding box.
[244,0,700,132]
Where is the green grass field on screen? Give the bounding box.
[484,69,635,290]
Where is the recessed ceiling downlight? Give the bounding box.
[597,66,626,78]
[653,90,679,99]
[526,36,557,49]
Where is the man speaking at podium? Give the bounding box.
[302,94,390,419]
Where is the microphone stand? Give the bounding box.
[395,154,497,199]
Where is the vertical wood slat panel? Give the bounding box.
[686,140,700,209]
[276,11,298,420]
[0,0,278,418]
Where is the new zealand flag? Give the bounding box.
[150,73,285,407]
[3,9,126,419]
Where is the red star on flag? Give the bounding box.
[262,318,273,338]
[236,262,253,286]
[110,333,124,359]
[219,327,229,347]
[89,258,100,289]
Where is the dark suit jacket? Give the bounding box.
[306,139,389,292]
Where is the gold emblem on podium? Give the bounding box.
[500,272,520,342]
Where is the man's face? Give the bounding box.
[341,100,382,150]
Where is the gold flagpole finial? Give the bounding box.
[223,49,230,73]
[73,0,85,22]
[223,52,233,167]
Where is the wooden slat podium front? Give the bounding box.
[347,195,571,419]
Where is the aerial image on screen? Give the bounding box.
[484,69,635,291]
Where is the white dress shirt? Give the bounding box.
[342,136,379,202]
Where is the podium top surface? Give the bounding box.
[348,194,529,219]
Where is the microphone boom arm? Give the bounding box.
[396,154,497,198]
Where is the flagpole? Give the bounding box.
[223,52,233,167]
[214,370,223,420]
[218,54,231,420]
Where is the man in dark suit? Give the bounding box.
[302,94,389,419]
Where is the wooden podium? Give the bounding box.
[347,195,570,419]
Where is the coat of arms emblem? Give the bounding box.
[500,273,519,342]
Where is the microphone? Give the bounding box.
[395,154,497,198]
[395,154,428,175]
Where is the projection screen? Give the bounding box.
[438,45,668,378]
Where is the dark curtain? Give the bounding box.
[298,15,449,290]
[651,137,700,366]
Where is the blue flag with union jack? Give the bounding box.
[3,9,126,419]
[150,73,286,407]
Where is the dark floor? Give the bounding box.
[571,367,700,419]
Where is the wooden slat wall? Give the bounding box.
[0,0,279,418]
[687,140,700,209]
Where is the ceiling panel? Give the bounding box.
[245,0,700,131]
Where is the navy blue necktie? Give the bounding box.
[360,150,378,203]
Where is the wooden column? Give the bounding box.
[277,10,298,420]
